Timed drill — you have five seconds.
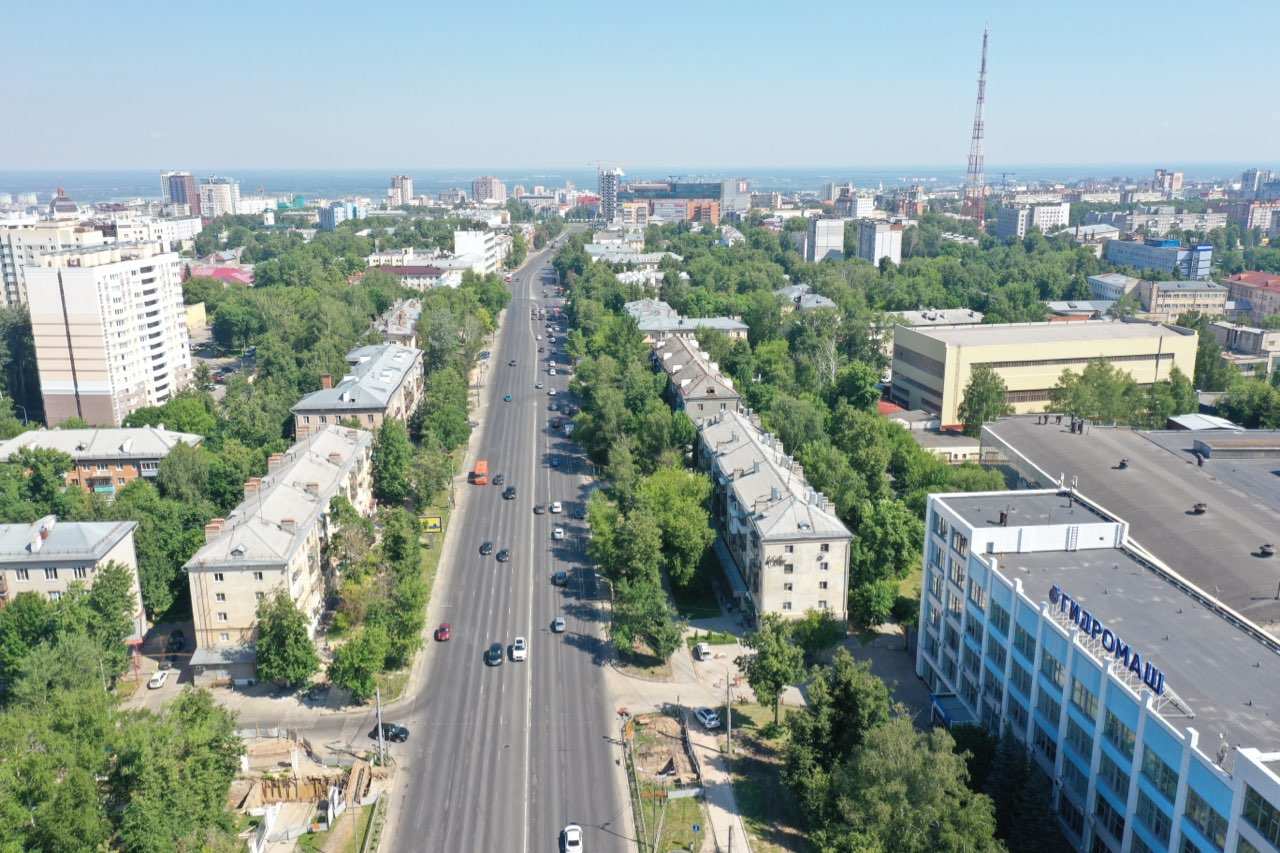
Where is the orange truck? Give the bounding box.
[471,459,489,485]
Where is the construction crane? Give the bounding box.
[963,27,990,224]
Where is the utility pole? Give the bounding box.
[725,669,733,757]
[728,824,734,853]
[375,686,386,765]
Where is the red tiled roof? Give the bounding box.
[1226,271,1280,291]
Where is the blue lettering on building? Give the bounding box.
[1047,585,1166,695]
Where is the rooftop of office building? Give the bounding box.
[1147,280,1227,293]
[940,490,1110,531]
[893,308,985,326]
[291,343,421,412]
[906,319,1190,346]
[982,416,1280,634]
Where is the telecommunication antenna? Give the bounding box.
[964,27,990,224]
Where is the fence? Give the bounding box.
[621,717,649,851]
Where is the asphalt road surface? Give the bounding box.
[386,240,630,853]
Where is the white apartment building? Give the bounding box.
[858,219,904,266]
[471,176,507,204]
[25,243,192,426]
[199,177,240,218]
[997,202,1072,239]
[696,409,850,621]
[389,175,414,206]
[0,221,108,307]
[1088,273,1143,301]
[807,217,846,262]
[454,229,506,274]
[98,215,203,253]
[185,425,375,684]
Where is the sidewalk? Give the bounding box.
[687,724,750,853]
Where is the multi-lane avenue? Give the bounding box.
[385,240,630,852]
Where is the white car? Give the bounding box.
[552,527,566,540]
[695,707,721,729]
[548,388,557,396]
[549,368,557,376]
[512,636,528,662]
[147,669,171,690]
[536,335,543,341]
[536,382,545,389]
[550,501,562,514]
[561,823,583,851]
[552,616,566,633]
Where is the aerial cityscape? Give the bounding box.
[1,4,1278,853]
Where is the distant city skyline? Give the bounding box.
[4,1,1277,170]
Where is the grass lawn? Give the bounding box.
[296,804,373,853]
[635,780,706,853]
[685,629,737,648]
[614,644,672,681]
[728,703,812,853]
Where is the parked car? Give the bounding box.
[370,723,409,742]
[552,616,566,633]
[695,707,721,730]
[492,473,505,486]
[552,570,569,586]
[434,623,452,641]
[552,527,566,540]
[147,669,171,690]
[561,823,583,852]
[550,501,562,514]
[693,642,711,661]
[508,359,517,366]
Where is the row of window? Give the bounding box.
[211,571,266,582]
[12,566,91,581]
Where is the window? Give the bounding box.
[214,572,225,582]
[1032,724,1057,762]
[783,582,794,592]
[1098,751,1130,800]
[1036,690,1061,726]
[967,577,987,609]
[73,566,88,580]
[989,600,1010,636]
[1094,794,1126,842]
[49,590,62,601]
[1040,650,1065,689]
[1007,698,1028,731]
[15,568,28,581]
[1010,662,1032,697]
[1071,680,1099,719]
[784,564,794,574]
[1062,757,1088,797]
[1132,836,1157,853]
[929,569,943,600]
[44,568,57,580]
[1183,788,1227,852]
[947,592,963,618]
[818,562,829,571]
[818,581,828,590]
[948,557,966,587]
[1014,624,1036,661]
[1103,710,1136,759]
[817,600,827,610]
[985,634,1006,669]
[951,530,968,557]
[1059,797,1084,838]
[1135,791,1171,844]
[1141,747,1179,802]
[217,612,228,622]
[820,543,829,553]
[965,617,983,642]
[784,545,794,554]
[963,647,980,676]
[1237,837,1263,853]
[1243,785,1280,848]
[944,624,959,652]
[253,571,264,581]
[1065,718,1092,758]
[1178,838,1203,853]
[781,601,792,611]
[215,593,226,602]
[255,592,265,601]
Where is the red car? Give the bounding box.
[434,623,451,642]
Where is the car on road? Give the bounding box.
[533,504,546,514]
[370,723,410,742]
[548,388,557,396]
[693,642,711,661]
[552,527,565,540]
[479,541,494,555]
[508,359,517,366]
[511,636,528,661]
[434,623,452,642]
[485,642,504,666]
[538,346,544,353]
[549,368,557,376]
[503,394,513,402]
[550,501,562,514]
[695,708,721,730]
[147,669,171,690]
[552,616,566,633]
[496,548,510,563]
[570,506,586,520]
[503,486,517,500]
[535,382,544,389]
[166,630,186,653]
[536,335,542,341]
[561,823,583,851]
[493,473,505,486]
[552,570,568,586]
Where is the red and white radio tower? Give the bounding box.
[964,27,989,225]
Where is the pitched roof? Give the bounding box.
[0,518,137,564]
[653,336,738,406]
[0,426,202,461]
[291,344,422,413]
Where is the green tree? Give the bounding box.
[254,590,320,688]
[738,613,805,725]
[156,442,211,504]
[958,365,1014,437]
[328,624,389,702]
[610,576,682,660]
[372,419,414,504]
[633,467,715,588]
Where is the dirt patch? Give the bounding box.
[630,712,695,784]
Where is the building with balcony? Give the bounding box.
[0,426,202,497]
[623,298,748,342]
[1210,321,1280,380]
[292,344,424,440]
[184,426,374,683]
[1134,280,1228,323]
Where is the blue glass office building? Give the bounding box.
[916,489,1280,853]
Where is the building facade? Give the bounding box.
[1223,271,1280,324]
[471,175,507,204]
[25,243,193,426]
[806,217,845,262]
[160,171,202,218]
[0,517,147,640]
[389,175,414,207]
[889,321,1198,427]
[599,168,622,222]
[651,335,741,422]
[0,221,108,307]
[1089,273,1143,302]
[1210,321,1280,379]
[1134,280,1228,323]
[185,426,374,682]
[997,202,1071,240]
[198,177,240,218]
[858,219,903,266]
[292,343,424,440]
[696,410,849,621]
[1104,240,1213,280]
[0,426,202,497]
[916,488,1280,853]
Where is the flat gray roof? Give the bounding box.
[983,417,1280,633]
[943,490,1110,530]
[1003,546,1280,758]
[913,320,1190,347]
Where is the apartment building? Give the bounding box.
[916,488,1280,853]
[806,217,845,262]
[372,298,422,349]
[618,201,649,227]
[160,171,202,217]
[1223,271,1280,324]
[25,242,192,426]
[389,175,414,207]
[454,229,506,274]
[857,219,903,266]
[696,409,849,621]
[598,168,623,222]
[0,426,201,497]
[1134,279,1228,323]
[471,176,507,204]
[775,283,837,314]
[292,344,424,439]
[1210,320,1280,379]
[623,298,748,342]
[94,215,203,253]
[889,321,1198,427]
[996,202,1071,240]
[1104,239,1213,280]
[185,425,374,683]
[651,335,741,423]
[198,177,240,218]
[0,516,147,640]
[1230,200,1280,233]
[1087,208,1227,237]
[0,221,107,307]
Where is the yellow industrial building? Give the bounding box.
[889,321,1198,427]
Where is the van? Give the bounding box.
[471,459,489,485]
[693,643,711,661]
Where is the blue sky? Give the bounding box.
[4,0,1277,170]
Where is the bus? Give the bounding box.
[470,459,489,485]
